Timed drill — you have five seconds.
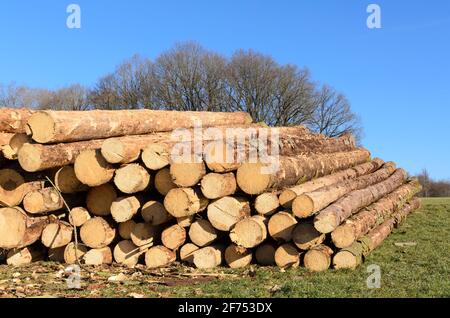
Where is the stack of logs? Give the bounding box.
[0,107,422,271]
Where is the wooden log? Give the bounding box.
[292,221,326,250]
[141,200,173,226]
[118,219,136,240]
[113,240,142,267]
[292,162,396,218]
[41,221,73,248]
[207,196,250,231]
[230,215,267,248]
[55,166,89,194]
[6,246,45,266]
[86,183,117,216]
[23,187,64,214]
[200,172,237,199]
[170,162,206,187]
[0,169,44,207]
[164,188,208,217]
[179,243,199,264]
[64,242,89,264]
[114,163,150,194]
[111,195,143,223]
[141,143,171,170]
[177,215,195,228]
[18,140,103,173]
[154,168,177,195]
[73,149,115,186]
[193,245,224,269]
[26,109,252,143]
[48,246,66,262]
[303,244,334,272]
[279,159,384,209]
[0,108,33,133]
[188,219,219,247]
[331,179,422,248]
[268,212,298,242]
[145,245,176,268]
[274,243,300,268]
[255,242,277,266]
[161,224,186,250]
[236,149,371,195]
[224,244,252,268]
[255,192,280,216]
[314,169,408,234]
[333,198,421,270]
[0,132,14,146]
[0,207,50,249]
[83,247,113,265]
[130,223,158,250]
[1,133,31,160]
[80,217,116,249]
[69,207,91,227]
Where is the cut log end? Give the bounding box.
[314,212,339,234]
[64,242,89,264]
[303,245,333,272]
[142,144,171,170]
[193,246,223,269]
[255,243,276,266]
[111,196,141,223]
[69,207,91,227]
[207,196,250,231]
[118,219,136,240]
[83,247,113,265]
[80,217,116,249]
[278,189,297,209]
[145,246,176,268]
[114,164,150,194]
[170,162,206,187]
[224,244,252,268]
[164,188,207,218]
[55,166,88,194]
[188,219,218,247]
[0,169,25,207]
[292,222,326,250]
[236,163,271,195]
[41,222,73,249]
[333,251,359,270]
[200,172,237,199]
[113,240,141,267]
[161,224,186,250]
[179,243,199,264]
[229,216,267,248]
[154,168,177,196]
[74,150,115,187]
[26,112,55,143]
[141,200,172,226]
[292,195,315,218]
[86,184,117,217]
[331,224,356,249]
[274,243,300,268]
[268,212,297,242]
[130,223,158,251]
[254,193,280,216]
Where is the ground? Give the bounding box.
[0,198,449,298]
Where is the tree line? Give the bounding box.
[0,42,362,141]
[416,169,450,198]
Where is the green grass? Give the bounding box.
[1,198,449,298]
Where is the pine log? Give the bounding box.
[274,243,300,268]
[333,198,421,269]
[200,172,237,199]
[207,196,250,231]
[331,179,422,248]
[83,247,113,265]
[314,169,408,234]
[0,108,33,133]
[177,215,195,228]
[111,195,143,223]
[193,245,224,269]
[293,162,396,218]
[255,242,277,266]
[154,168,177,195]
[80,217,116,249]
[161,224,186,250]
[141,143,172,170]
[0,169,44,207]
[7,246,45,266]
[188,219,219,247]
[0,207,50,249]
[170,162,206,187]
[141,200,173,226]
[41,221,73,248]
[23,187,64,214]
[224,244,252,268]
[164,188,209,217]
[114,163,150,194]
[179,243,199,264]
[279,159,384,209]
[268,212,298,242]
[1,133,31,160]
[73,149,115,187]
[55,166,89,194]
[236,149,371,195]
[303,244,334,272]
[18,140,103,172]
[69,207,91,227]
[113,240,142,267]
[0,132,13,146]
[130,223,159,250]
[230,215,267,248]
[86,183,117,216]
[145,245,176,268]
[254,192,280,216]
[64,242,89,264]
[292,221,326,250]
[26,109,252,143]
[118,220,136,240]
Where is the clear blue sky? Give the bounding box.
[1,1,449,179]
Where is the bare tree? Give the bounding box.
[417,168,431,197]
[37,84,90,110]
[0,83,45,108]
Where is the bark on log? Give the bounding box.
[293,162,396,218]
[303,244,334,272]
[114,164,150,194]
[118,220,136,240]
[274,243,300,268]
[207,196,250,231]
[292,221,326,250]
[64,242,89,264]
[255,242,277,266]
[41,221,73,248]
[314,169,408,234]
[230,215,267,248]
[69,207,91,227]
[26,109,252,143]
[145,245,176,268]
[83,247,113,265]
[55,166,89,194]
[224,244,252,268]
[236,149,371,195]
[0,207,50,249]
[7,246,45,266]
[23,187,64,214]
[331,179,422,248]
[0,108,33,133]
[200,172,237,199]
[188,219,219,247]
[0,169,44,207]
[333,198,421,269]
[255,192,280,216]
[80,217,116,249]
[164,188,209,217]
[267,212,298,242]
[154,168,177,195]
[279,159,384,209]
[193,245,224,269]
[113,240,142,267]
[161,224,186,250]
[86,184,117,216]
[74,149,115,187]
[179,243,199,264]
[141,200,173,226]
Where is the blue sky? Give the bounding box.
[0,0,449,179]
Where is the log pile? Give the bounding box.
[0,107,422,271]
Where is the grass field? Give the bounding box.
[1,198,449,298]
